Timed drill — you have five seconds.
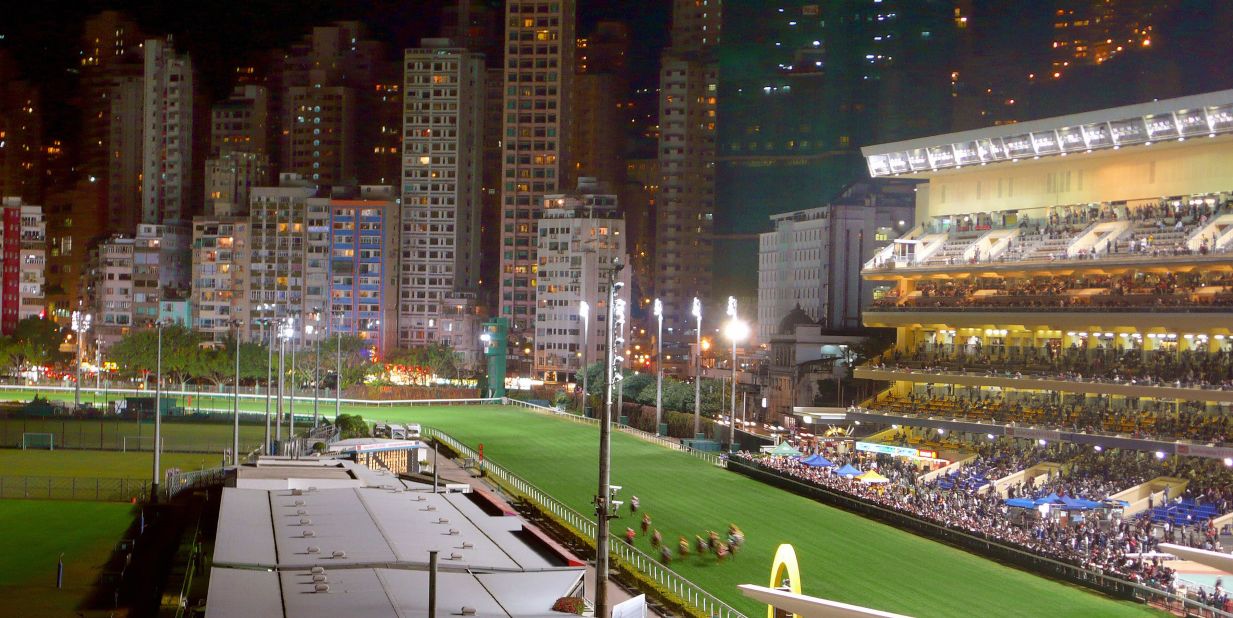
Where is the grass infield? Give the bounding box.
[0,449,223,479]
[0,500,134,616]
[367,405,1158,618]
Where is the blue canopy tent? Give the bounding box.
[1004,498,1036,509]
[1061,496,1103,511]
[836,464,862,478]
[800,454,835,468]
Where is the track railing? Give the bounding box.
[423,425,747,618]
[0,383,503,408]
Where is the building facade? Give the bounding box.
[534,185,630,382]
[398,41,485,348]
[327,187,398,360]
[497,0,576,364]
[0,198,45,333]
[757,181,915,342]
[191,216,250,343]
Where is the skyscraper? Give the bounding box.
[398,40,485,348]
[0,52,43,204]
[655,0,719,334]
[498,0,576,368]
[142,36,198,226]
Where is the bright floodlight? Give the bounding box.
[724,318,750,343]
[691,297,701,319]
[579,300,589,320]
[653,298,662,318]
[480,332,492,344]
[726,295,737,318]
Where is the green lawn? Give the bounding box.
[365,405,1157,618]
[0,416,267,453]
[0,449,223,478]
[0,500,134,616]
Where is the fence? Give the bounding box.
[0,475,149,501]
[0,383,504,409]
[423,425,748,618]
[726,457,1233,618]
[500,398,728,468]
[162,467,229,502]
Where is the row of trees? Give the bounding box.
[576,363,730,418]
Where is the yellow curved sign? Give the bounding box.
[768,543,802,618]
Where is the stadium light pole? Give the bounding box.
[289,318,299,458]
[653,299,663,435]
[276,316,293,453]
[261,310,274,456]
[335,329,342,422]
[724,297,750,450]
[579,301,589,415]
[692,297,702,438]
[596,268,624,618]
[152,318,168,501]
[232,319,243,466]
[71,311,92,409]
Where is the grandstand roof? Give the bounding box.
[862,89,1233,178]
[207,473,585,617]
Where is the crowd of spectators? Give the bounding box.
[877,345,1233,392]
[872,271,1233,311]
[736,439,1233,604]
[867,390,1232,445]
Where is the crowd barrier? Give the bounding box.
[0,474,150,502]
[423,425,747,618]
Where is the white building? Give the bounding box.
[399,40,485,348]
[534,183,630,382]
[0,198,46,332]
[757,181,916,342]
[95,235,134,347]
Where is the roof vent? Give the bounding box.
[291,489,304,496]
[422,506,436,512]
[297,509,308,515]
[314,583,330,593]
[312,574,327,583]
[460,607,476,615]
[294,499,306,506]
[299,518,312,525]
[303,530,316,538]
[413,496,425,502]
[461,542,473,549]
[448,529,459,535]
[450,552,463,560]
[307,486,318,492]
[307,546,320,554]
[332,550,347,559]
[311,566,325,575]
[437,517,449,524]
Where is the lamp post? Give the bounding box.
[579,301,589,415]
[262,311,274,455]
[289,319,299,458]
[71,311,92,409]
[276,317,293,453]
[691,297,702,438]
[335,328,342,422]
[151,319,168,500]
[231,319,243,465]
[724,297,749,450]
[309,312,320,427]
[653,299,663,435]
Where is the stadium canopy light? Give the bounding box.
[863,89,1233,177]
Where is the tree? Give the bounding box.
[8,317,68,370]
[320,334,379,391]
[109,325,201,387]
[334,413,370,439]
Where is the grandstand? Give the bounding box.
[849,90,1233,613]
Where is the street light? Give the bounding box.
[276,316,294,454]
[691,297,702,438]
[653,299,663,436]
[71,311,92,409]
[724,298,750,449]
[596,271,624,618]
[231,319,243,465]
[308,313,320,427]
[579,301,589,415]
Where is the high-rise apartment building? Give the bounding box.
[1051,0,1168,73]
[498,0,576,364]
[210,85,271,157]
[142,36,198,226]
[93,223,178,346]
[398,41,485,348]
[107,75,144,232]
[756,181,915,342]
[191,216,250,343]
[569,21,630,191]
[656,0,718,333]
[327,187,399,359]
[0,197,46,334]
[479,66,505,302]
[534,183,630,382]
[246,176,328,343]
[79,10,145,209]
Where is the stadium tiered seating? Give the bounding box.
[1146,499,1224,526]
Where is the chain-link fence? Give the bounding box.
[0,475,149,501]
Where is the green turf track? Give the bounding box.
[367,405,1157,618]
[0,391,1160,616]
[0,416,266,453]
[0,500,134,616]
